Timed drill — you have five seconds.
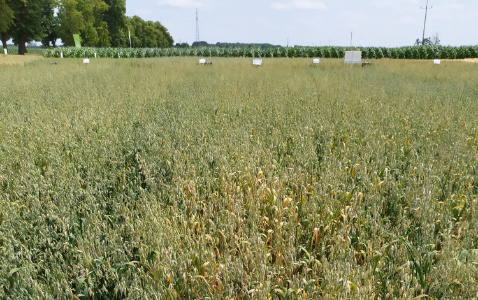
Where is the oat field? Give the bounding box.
[0,57,477,299]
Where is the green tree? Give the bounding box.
[154,21,173,47]
[127,16,173,48]
[0,0,14,50]
[57,1,173,49]
[144,21,166,48]
[127,15,143,47]
[5,0,51,55]
[41,0,58,47]
[78,0,110,46]
[57,0,84,46]
[175,42,189,48]
[57,0,110,47]
[103,0,127,47]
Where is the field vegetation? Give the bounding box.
[43,45,478,60]
[0,54,43,67]
[0,57,477,299]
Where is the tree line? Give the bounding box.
[0,0,173,55]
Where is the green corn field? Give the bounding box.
[43,45,478,60]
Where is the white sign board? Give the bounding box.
[4,49,7,55]
[199,58,206,64]
[61,52,63,58]
[313,58,320,64]
[434,60,440,65]
[253,58,262,66]
[344,51,362,64]
[94,53,97,58]
[83,59,90,64]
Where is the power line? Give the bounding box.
[421,0,433,46]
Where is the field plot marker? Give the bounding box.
[199,58,206,64]
[313,58,320,64]
[434,59,440,65]
[4,49,7,55]
[344,51,362,67]
[61,52,63,58]
[83,59,90,64]
[253,58,262,66]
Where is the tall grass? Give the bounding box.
[0,54,43,67]
[0,58,477,299]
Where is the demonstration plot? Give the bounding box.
[0,58,477,299]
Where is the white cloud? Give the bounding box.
[155,0,203,8]
[272,0,326,10]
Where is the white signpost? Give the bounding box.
[199,58,206,64]
[253,58,262,66]
[313,58,320,64]
[61,52,63,58]
[344,51,362,66]
[434,59,440,65]
[83,59,90,64]
[4,49,7,55]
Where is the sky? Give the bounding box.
[125,0,478,47]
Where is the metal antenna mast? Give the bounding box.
[421,0,433,46]
[196,9,200,43]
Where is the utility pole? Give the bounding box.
[196,9,200,43]
[421,0,433,46]
[350,32,353,47]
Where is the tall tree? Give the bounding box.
[5,0,50,54]
[142,21,160,48]
[0,0,14,32]
[40,0,58,47]
[0,0,14,50]
[154,21,173,47]
[91,0,111,47]
[103,0,127,47]
[127,15,143,47]
[57,0,174,49]
[57,0,84,46]
[127,16,173,48]
[77,0,109,46]
[57,0,110,47]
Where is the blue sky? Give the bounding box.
[126,0,477,47]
